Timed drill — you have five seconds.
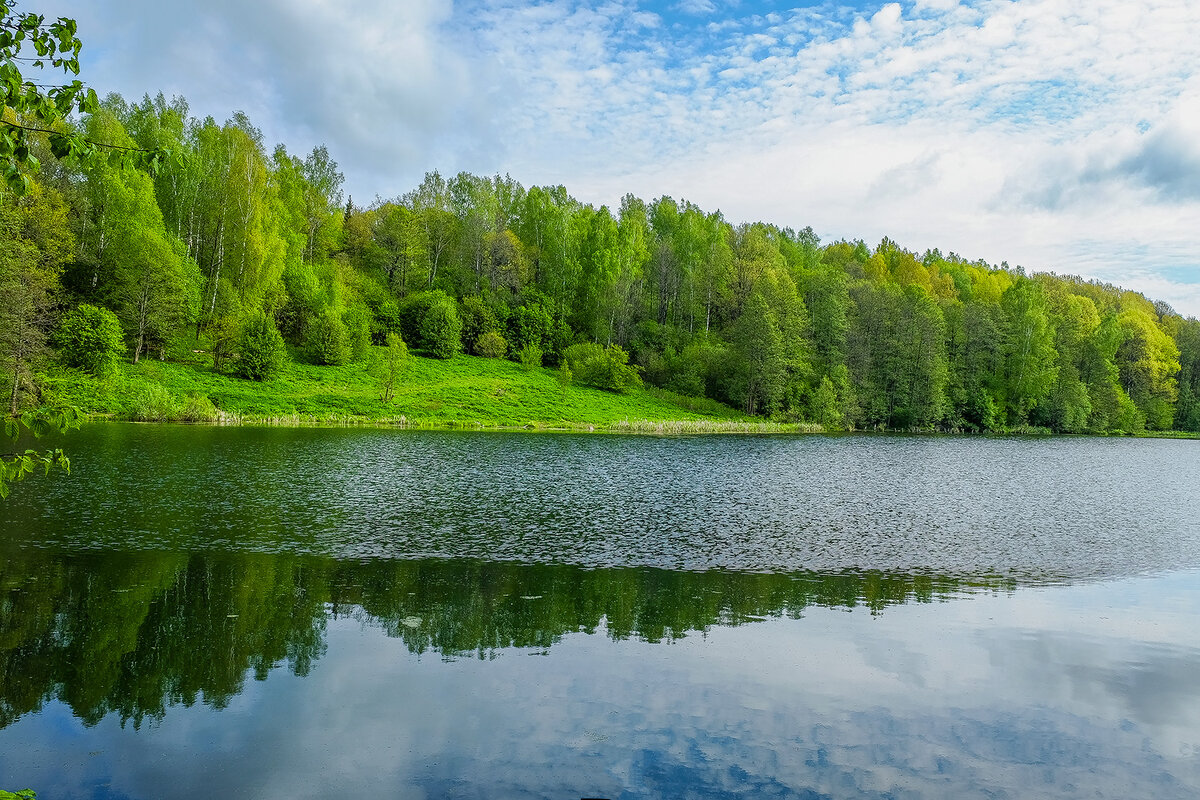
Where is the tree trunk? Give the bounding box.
[9,368,19,417]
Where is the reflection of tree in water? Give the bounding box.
[0,551,1015,728]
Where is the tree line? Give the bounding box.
[3,92,1199,432]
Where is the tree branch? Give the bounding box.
[0,118,155,154]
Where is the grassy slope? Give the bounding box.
[37,344,770,430]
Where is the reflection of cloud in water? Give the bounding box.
[3,573,1199,799]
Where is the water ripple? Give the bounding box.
[4,426,1198,579]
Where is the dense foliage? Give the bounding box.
[54,303,123,374]
[1,87,1198,432]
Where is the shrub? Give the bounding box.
[476,330,508,359]
[179,393,221,422]
[460,295,499,354]
[372,299,402,345]
[518,342,542,371]
[562,342,642,392]
[125,381,179,421]
[235,311,287,381]
[278,262,322,345]
[507,303,553,356]
[306,309,351,366]
[400,291,462,359]
[55,304,125,374]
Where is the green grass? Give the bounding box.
[37,344,761,431]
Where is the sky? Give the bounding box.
[28,0,1200,317]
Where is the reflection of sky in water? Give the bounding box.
[3,572,1198,799]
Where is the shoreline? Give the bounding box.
[71,414,1200,438]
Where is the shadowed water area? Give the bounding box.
[2,425,1199,798]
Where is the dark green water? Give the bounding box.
[1,425,1199,798]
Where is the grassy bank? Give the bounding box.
[35,345,763,431]
[32,346,1198,438]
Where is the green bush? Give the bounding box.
[179,393,221,422]
[372,299,402,345]
[401,291,462,359]
[306,310,351,366]
[55,304,124,374]
[235,311,287,381]
[518,342,542,371]
[460,295,500,354]
[562,342,642,392]
[125,381,179,421]
[476,330,508,359]
[507,303,553,356]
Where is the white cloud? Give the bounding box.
[676,0,716,15]
[871,2,903,33]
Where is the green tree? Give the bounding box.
[1115,307,1180,430]
[373,331,409,403]
[1171,317,1200,431]
[459,295,500,355]
[342,305,372,363]
[1,181,73,414]
[942,299,1003,431]
[74,108,202,361]
[1035,292,1100,433]
[811,375,843,430]
[300,144,343,263]
[401,291,461,359]
[998,277,1057,424]
[368,202,423,297]
[407,171,457,289]
[724,292,785,415]
[562,342,641,392]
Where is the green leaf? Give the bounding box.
[0,789,38,800]
[48,132,70,159]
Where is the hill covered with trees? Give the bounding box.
[3,92,1198,434]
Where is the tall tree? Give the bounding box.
[725,291,784,415]
[0,180,72,414]
[406,171,456,289]
[998,277,1057,424]
[1115,307,1180,430]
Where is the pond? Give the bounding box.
[2,426,1199,798]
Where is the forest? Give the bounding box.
[3,91,1199,434]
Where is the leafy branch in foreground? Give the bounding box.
[1,1,164,193]
[1,405,79,498]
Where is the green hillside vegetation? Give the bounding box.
[39,339,755,430]
[3,84,1199,435]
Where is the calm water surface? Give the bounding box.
[1,425,1199,798]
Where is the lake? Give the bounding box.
[2,425,1199,798]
